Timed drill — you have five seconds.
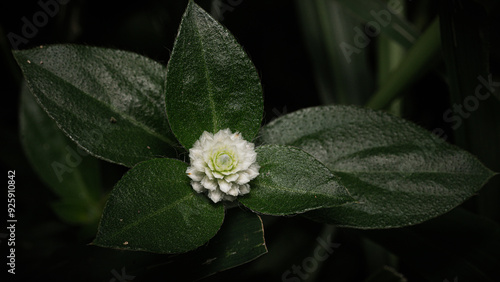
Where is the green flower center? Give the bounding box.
[213,150,236,172]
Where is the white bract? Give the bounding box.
[186,129,260,203]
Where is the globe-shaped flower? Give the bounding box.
[186,129,260,203]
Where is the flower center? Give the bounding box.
[214,151,234,171]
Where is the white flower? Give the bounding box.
[186,129,260,203]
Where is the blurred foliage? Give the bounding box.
[1,0,499,281]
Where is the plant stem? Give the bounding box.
[366,17,441,110]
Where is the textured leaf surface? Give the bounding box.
[239,145,354,215]
[147,208,267,280]
[92,158,224,253]
[13,45,179,167]
[165,1,263,149]
[259,105,495,228]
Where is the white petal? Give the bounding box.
[201,131,214,142]
[213,171,225,179]
[230,131,242,141]
[192,159,206,171]
[189,148,203,159]
[191,140,202,150]
[223,194,237,201]
[227,184,240,196]
[204,167,214,180]
[218,179,232,193]
[215,129,231,141]
[191,181,205,193]
[225,173,239,182]
[236,157,253,171]
[246,163,260,180]
[187,128,260,202]
[239,184,251,195]
[236,172,251,185]
[201,176,217,190]
[221,170,236,176]
[186,166,204,182]
[208,189,223,203]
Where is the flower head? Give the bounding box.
[186,129,260,203]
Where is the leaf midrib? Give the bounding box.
[331,169,488,176]
[192,11,218,133]
[255,177,347,199]
[102,192,194,243]
[23,57,176,146]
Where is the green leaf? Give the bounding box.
[92,158,224,253]
[146,208,267,280]
[165,1,263,149]
[259,105,495,228]
[19,82,102,225]
[376,20,407,117]
[239,145,354,215]
[13,45,180,168]
[366,17,441,110]
[51,199,100,225]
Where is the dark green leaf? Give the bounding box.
[51,199,100,226]
[366,18,441,110]
[165,1,263,149]
[259,105,495,228]
[147,208,267,280]
[239,145,354,215]
[376,32,406,116]
[13,45,180,167]
[92,158,224,253]
[20,83,102,225]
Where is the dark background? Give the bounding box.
[1,0,499,281]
